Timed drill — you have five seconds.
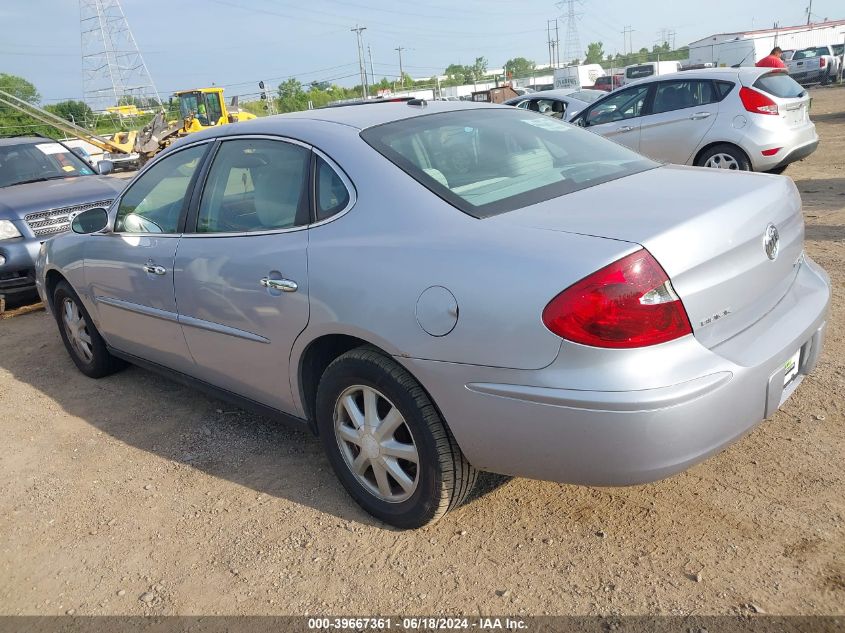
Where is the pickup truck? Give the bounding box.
[787,45,842,85]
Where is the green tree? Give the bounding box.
[0,74,53,136]
[584,42,605,65]
[277,78,308,113]
[0,73,40,104]
[504,57,536,79]
[470,57,488,82]
[444,63,471,85]
[45,100,94,127]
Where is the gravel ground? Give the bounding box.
[0,87,843,617]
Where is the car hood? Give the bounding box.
[0,176,125,219]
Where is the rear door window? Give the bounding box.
[652,80,717,114]
[753,73,806,99]
[196,139,310,233]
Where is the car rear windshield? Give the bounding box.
[753,72,806,99]
[626,65,654,79]
[793,47,828,60]
[360,108,657,218]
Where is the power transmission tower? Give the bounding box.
[351,25,369,99]
[395,46,406,87]
[79,0,161,118]
[557,0,582,64]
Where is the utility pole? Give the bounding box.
[806,0,813,24]
[351,25,368,99]
[621,25,634,56]
[555,18,561,67]
[547,19,555,69]
[395,45,405,87]
[368,45,375,92]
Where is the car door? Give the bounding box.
[637,79,721,165]
[579,84,652,152]
[84,142,209,371]
[173,137,315,414]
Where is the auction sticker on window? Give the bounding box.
[35,142,67,155]
[520,117,570,131]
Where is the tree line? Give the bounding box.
[0,40,689,130]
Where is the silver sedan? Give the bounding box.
[37,101,830,528]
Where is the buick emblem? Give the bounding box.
[763,223,779,261]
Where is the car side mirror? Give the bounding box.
[97,160,114,176]
[71,208,109,234]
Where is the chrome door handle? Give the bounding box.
[690,112,713,120]
[260,277,298,292]
[617,125,634,132]
[143,263,167,276]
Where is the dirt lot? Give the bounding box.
[1,87,844,618]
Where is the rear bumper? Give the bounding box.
[400,256,831,485]
[769,139,819,171]
[741,120,819,171]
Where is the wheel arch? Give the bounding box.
[693,141,752,169]
[295,331,438,438]
[44,268,69,313]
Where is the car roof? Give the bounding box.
[185,100,510,141]
[623,66,776,87]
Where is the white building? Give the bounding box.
[687,19,845,67]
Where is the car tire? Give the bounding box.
[316,347,478,529]
[53,281,125,379]
[695,144,751,171]
[765,165,789,175]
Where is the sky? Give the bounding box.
[0,0,841,103]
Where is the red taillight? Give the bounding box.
[739,86,779,115]
[542,249,692,349]
[761,147,782,156]
[820,57,827,68]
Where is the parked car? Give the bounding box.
[504,88,605,121]
[38,102,830,528]
[787,45,842,85]
[0,136,123,301]
[593,74,624,92]
[570,67,818,174]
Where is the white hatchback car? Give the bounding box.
[570,67,818,174]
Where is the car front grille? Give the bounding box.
[25,200,113,238]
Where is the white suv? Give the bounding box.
[570,67,818,174]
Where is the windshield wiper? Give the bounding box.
[7,175,70,187]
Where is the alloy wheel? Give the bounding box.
[333,385,419,503]
[62,297,93,363]
[704,153,740,170]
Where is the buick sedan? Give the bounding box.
[37,101,830,528]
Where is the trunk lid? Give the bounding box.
[744,70,812,130]
[490,165,804,348]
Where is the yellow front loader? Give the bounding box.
[135,87,256,163]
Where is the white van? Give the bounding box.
[553,64,606,90]
[621,61,683,85]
